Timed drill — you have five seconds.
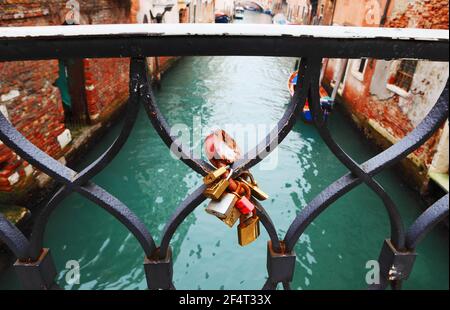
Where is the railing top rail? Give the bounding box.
[0,24,448,41]
[0,24,448,62]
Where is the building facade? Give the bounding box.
[215,0,235,16]
[319,0,449,194]
[0,1,133,198]
[0,0,215,201]
[286,0,311,24]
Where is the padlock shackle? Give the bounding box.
[238,170,256,185]
[231,182,243,199]
[225,168,234,181]
[240,182,252,200]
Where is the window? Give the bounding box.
[357,58,367,74]
[393,60,418,91]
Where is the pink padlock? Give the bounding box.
[234,183,255,215]
[235,196,255,215]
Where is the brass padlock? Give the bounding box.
[203,165,229,186]
[237,214,260,246]
[203,169,233,200]
[206,192,240,221]
[221,206,241,228]
[238,172,269,201]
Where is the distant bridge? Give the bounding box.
[242,1,266,11]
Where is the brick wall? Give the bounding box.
[84,58,130,121]
[387,0,448,29]
[322,0,448,191]
[0,0,133,197]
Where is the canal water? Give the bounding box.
[0,11,448,290]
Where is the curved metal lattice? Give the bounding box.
[0,24,448,290]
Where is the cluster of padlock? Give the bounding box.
[202,129,269,246]
[203,166,269,246]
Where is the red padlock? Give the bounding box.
[234,183,255,215]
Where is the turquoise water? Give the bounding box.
[0,12,448,290]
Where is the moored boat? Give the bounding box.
[288,70,334,123]
[234,6,245,19]
[215,12,231,23]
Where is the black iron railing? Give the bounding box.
[0,24,448,290]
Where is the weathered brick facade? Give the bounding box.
[84,58,130,121]
[387,0,448,29]
[320,0,449,193]
[0,59,64,192]
[0,0,133,198]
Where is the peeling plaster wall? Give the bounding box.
[430,121,449,173]
[370,60,393,100]
[0,1,132,197]
[322,0,449,192]
[406,61,449,127]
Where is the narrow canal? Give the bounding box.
[1,11,448,290]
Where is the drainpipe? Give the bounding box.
[150,5,174,90]
[319,0,338,85]
[330,0,337,25]
[331,59,348,101]
[380,0,392,26]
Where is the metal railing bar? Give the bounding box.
[139,58,215,176]
[0,25,448,62]
[231,57,310,176]
[0,114,76,183]
[283,82,449,252]
[0,213,30,260]
[282,281,291,290]
[77,181,156,258]
[1,57,158,261]
[73,57,142,185]
[29,186,71,260]
[253,200,282,253]
[406,194,449,250]
[307,58,406,250]
[362,81,449,175]
[262,278,277,290]
[158,184,283,260]
[159,184,207,259]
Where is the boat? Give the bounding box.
[234,6,245,19]
[288,70,334,123]
[215,12,230,23]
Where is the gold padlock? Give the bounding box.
[222,206,241,228]
[238,172,269,201]
[203,169,233,200]
[237,214,260,246]
[203,165,229,186]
